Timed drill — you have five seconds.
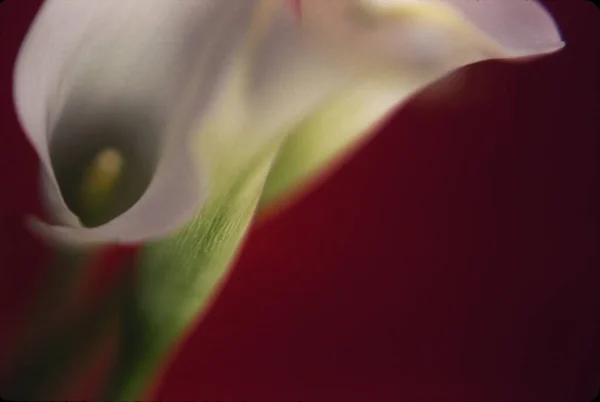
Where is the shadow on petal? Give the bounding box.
[49,99,162,228]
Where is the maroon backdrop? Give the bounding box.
[1,1,599,401]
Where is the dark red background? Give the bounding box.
[1,1,599,401]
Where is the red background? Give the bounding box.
[1,1,599,401]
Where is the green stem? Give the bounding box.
[101,292,171,401]
[103,144,282,401]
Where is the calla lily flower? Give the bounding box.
[14,0,563,246]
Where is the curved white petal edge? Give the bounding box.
[13,0,564,246]
[302,0,564,71]
[262,0,565,206]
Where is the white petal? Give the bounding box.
[436,0,565,57]
[14,0,268,245]
[244,5,367,137]
[197,2,370,149]
[301,0,564,74]
[259,0,564,208]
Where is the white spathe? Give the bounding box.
[14,0,563,245]
[260,0,564,205]
[302,0,563,71]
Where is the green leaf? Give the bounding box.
[103,143,281,401]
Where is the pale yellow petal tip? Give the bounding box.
[547,39,567,55]
[506,39,566,63]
